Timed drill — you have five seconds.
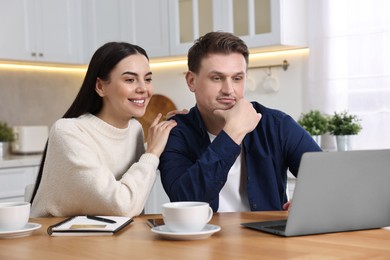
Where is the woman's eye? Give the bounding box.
[145,78,153,83]
[126,78,135,83]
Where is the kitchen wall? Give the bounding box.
[0,49,308,129]
[0,68,85,126]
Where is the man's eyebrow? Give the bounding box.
[121,71,153,76]
[209,70,224,75]
[208,70,245,75]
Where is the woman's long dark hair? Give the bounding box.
[30,42,149,203]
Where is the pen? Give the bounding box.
[86,215,117,224]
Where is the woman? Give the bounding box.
[30,42,177,217]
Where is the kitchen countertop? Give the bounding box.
[0,154,42,169]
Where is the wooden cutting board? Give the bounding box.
[138,94,177,139]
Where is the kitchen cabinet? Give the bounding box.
[0,166,39,203]
[168,0,216,56]
[168,0,307,56]
[226,0,307,52]
[82,0,170,61]
[1,0,306,64]
[85,0,307,59]
[0,155,41,202]
[0,0,84,64]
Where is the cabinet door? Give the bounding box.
[83,0,170,60]
[0,0,37,62]
[38,0,84,64]
[170,0,306,54]
[231,0,282,48]
[0,0,84,64]
[81,0,126,62]
[224,0,307,51]
[0,166,39,203]
[168,0,216,56]
[130,0,170,58]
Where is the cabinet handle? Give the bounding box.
[38,53,43,57]
[31,52,36,57]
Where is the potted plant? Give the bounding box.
[0,121,15,158]
[328,111,362,151]
[297,110,329,146]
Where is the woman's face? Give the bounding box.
[96,54,153,128]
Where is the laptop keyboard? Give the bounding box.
[267,224,286,231]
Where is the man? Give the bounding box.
[159,32,321,212]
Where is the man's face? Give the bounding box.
[186,53,247,117]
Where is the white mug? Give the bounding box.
[0,202,30,231]
[262,74,279,93]
[162,201,213,233]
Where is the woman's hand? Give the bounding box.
[165,109,189,120]
[146,113,177,157]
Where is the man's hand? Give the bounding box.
[283,201,292,211]
[214,99,261,144]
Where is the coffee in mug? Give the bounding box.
[162,201,213,233]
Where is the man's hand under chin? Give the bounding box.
[214,99,261,145]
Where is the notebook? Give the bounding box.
[241,149,390,237]
[47,216,133,236]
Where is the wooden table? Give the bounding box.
[1,211,390,259]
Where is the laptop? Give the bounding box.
[241,149,390,237]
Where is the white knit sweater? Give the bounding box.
[31,113,158,218]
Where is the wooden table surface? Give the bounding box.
[1,211,390,259]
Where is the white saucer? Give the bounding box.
[151,224,221,240]
[0,223,42,239]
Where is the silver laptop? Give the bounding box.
[241,149,390,236]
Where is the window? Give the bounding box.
[307,0,390,149]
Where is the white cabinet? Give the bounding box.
[130,0,170,58]
[168,0,307,56]
[168,0,217,56]
[0,0,306,63]
[0,166,39,203]
[0,0,84,64]
[239,0,308,52]
[85,0,306,59]
[82,0,170,61]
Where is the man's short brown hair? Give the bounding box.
[187,31,249,74]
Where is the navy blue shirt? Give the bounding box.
[159,102,322,212]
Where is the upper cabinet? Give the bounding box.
[168,0,216,55]
[0,0,84,64]
[82,0,170,62]
[168,0,307,56]
[0,0,306,64]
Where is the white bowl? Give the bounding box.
[0,202,30,231]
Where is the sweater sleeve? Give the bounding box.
[31,121,158,218]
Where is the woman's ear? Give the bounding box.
[185,71,196,93]
[95,78,105,97]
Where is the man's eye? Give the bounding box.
[126,78,135,83]
[212,77,222,81]
[145,78,153,83]
[234,76,243,81]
